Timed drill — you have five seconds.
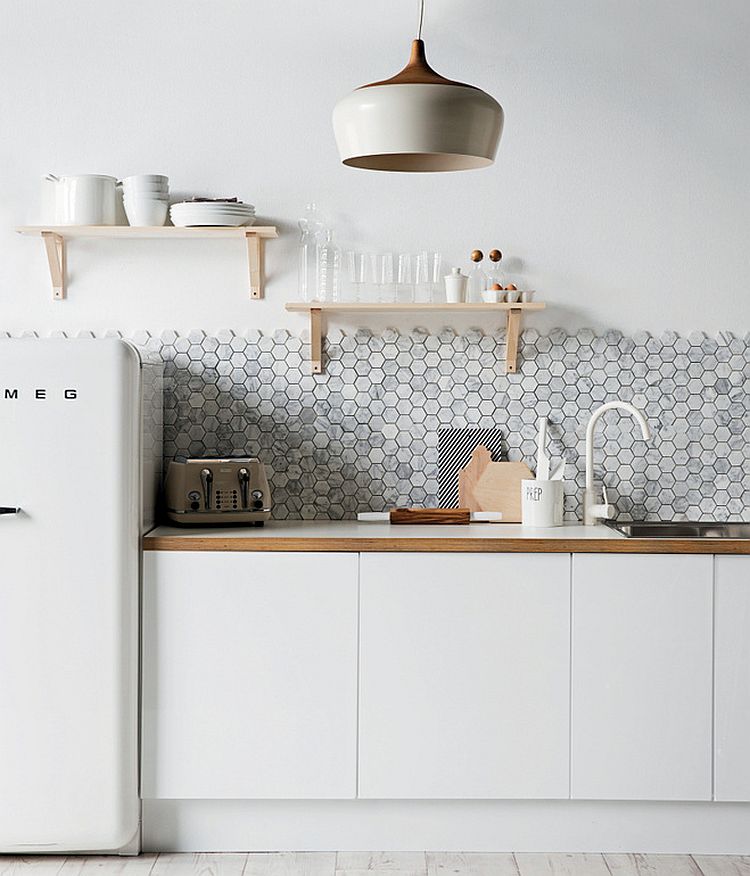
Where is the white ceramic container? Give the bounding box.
[49,174,118,225]
[521,479,564,527]
[444,268,467,303]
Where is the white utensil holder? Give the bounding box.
[521,479,564,527]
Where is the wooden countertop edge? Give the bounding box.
[142,536,750,554]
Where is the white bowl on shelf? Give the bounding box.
[124,198,169,227]
[120,174,168,186]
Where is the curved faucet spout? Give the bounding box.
[585,401,652,492]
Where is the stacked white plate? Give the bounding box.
[170,200,256,227]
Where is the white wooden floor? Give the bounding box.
[1,854,749,876]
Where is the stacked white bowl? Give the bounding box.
[120,175,169,227]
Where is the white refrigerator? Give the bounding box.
[0,338,162,854]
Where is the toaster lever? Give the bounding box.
[238,468,250,509]
[200,468,213,510]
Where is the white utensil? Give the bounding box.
[550,459,566,481]
[536,417,550,480]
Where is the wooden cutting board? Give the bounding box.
[458,446,534,522]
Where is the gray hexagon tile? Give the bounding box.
[144,328,750,522]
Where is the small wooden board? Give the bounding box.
[458,446,534,522]
[390,508,470,525]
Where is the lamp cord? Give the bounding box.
[417,0,425,40]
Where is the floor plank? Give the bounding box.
[150,855,247,876]
[605,855,704,875]
[514,854,610,876]
[0,860,69,876]
[693,858,750,876]
[335,853,427,876]
[426,853,519,875]
[244,854,336,876]
[60,857,158,876]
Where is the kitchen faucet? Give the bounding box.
[584,401,651,526]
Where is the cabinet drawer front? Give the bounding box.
[142,551,358,799]
[359,552,571,799]
[571,554,712,801]
[715,556,750,801]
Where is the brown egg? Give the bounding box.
[491,283,503,291]
[505,283,518,291]
[489,249,502,262]
[471,249,484,262]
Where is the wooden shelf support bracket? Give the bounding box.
[309,308,323,374]
[246,232,265,299]
[41,231,66,300]
[505,307,523,373]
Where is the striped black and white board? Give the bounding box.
[437,428,506,508]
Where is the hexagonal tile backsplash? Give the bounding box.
[128,326,750,523]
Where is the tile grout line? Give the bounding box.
[690,854,708,876]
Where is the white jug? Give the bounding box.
[44,174,117,225]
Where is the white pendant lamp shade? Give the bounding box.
[333,39,504,172]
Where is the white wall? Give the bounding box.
[0,0,748,337]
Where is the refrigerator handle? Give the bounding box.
[0,506,20,514]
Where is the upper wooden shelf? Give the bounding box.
[16,225,278,299]
[284,300,546,374]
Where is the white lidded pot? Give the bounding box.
[333,40,504,172]
[45,174,118,225]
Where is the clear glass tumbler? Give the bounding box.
[396,253,415,303]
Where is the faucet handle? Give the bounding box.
[600,487,616,521]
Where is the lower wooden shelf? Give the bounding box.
[284,301,546,374]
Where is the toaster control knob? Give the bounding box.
[200,468,213,510]
[253,499,264,510]
[238,468,250,509]
[187,491,201,501]
[252,490,263,500]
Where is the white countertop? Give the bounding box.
[146,521,620,542]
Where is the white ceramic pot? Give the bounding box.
[444,269,467,303]
[50,174,118,225]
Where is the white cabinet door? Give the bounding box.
[715,556,750,801]
[571,554,712,801]
[142,551,358,799]
[359,552,571,799]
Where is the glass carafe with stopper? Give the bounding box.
[467,249,487,303]
[487,249,506,291]
[317,230,341,302]
[297,203,324,302]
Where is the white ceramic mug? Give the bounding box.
[521,479,564,527]
[48,174,118,225]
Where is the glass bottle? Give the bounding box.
[317,230,341,302]
[467,249,487,303]
[297,203,324,302]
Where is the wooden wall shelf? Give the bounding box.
[16,225,278,300]
[285,301,546,375]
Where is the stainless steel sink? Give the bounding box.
[605,520,750,539]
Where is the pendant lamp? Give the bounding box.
[332,0,504,172]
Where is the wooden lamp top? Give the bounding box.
[360,39,479,90]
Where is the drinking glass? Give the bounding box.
[416,251,443,302]
[371,252,395,303]
[396,253,414,303]
[343,250,368,302]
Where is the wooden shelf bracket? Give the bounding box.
[41,231,66,300]
[246,232,264,299]
[309,308,323,374]
[505,307,523,374]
